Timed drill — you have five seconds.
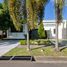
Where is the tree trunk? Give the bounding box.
[55,22,59,51]
[26,23,30,51]
[1,31,3,39]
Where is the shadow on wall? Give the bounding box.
[62,28,67,39]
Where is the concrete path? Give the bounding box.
[0,40,19,56]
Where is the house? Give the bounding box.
[6,24,27,39]
[4,20,67,39]
[43,20,67,39]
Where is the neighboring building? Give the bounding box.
[43,20,67,39]
[6,24,27,39]
[4,20,67,39]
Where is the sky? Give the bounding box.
[0,0,3,3]
[44,0,67,20]
[0,0,67,20]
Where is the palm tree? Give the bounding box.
[8,0,22,31]
[26,0,48,50]
[55,0,64,51]
[8,0,48,51]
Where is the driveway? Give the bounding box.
[0,40,19,56]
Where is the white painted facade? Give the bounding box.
[43,20,67,39]
[6,20,67,39]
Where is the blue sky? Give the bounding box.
[0,0,3,3]
[0,0,67,20]
[44,0,67,20]
[44,0,55,20]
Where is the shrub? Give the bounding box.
[30,40,38,45]
[37,39,50,45]
[19,39,51,46]
[38,22,47,39]
[20,40,26,45]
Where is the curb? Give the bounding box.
[34,56,67,63]
[35,61,67,63]
[36,56,67,58]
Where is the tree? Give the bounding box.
[26,0,48,50]
[8,0,22,31]
[8,0,48,50]
[55,0,64,51]
[0,2,11,39]
[8,0,30,50]
[0,3,3,9]
[26,0,34,30]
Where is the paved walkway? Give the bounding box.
[0,40,19,56]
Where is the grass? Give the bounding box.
[4,48,31,56]
[61,48,67,56]
[4,46,67,56]
[4,47,44,56]
[30,48,44,56]
[43,47,62,56]
[43,46,67,56]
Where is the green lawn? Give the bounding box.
[4,48,31,56]
[4,47,44,56]
[43,47,62,56]
[4,46,67,56]
[43,46,67,56]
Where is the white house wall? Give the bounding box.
[43,22,56,39]
[43,20,67,39]
[62,21,67,39]
[58,23,63,39]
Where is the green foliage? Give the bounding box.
[0,3,3,9]
[38,22,46,38]
[0,3,11,31]
[20,40,26,45]
[3,0,8,11]
[8,0,48,31]
[19,39,51,45]
[8,0,22,31]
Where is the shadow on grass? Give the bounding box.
[50,40,67,51]
[31,45,45,50]
[31,40,55,50]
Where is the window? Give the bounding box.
[54,29,56,34]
